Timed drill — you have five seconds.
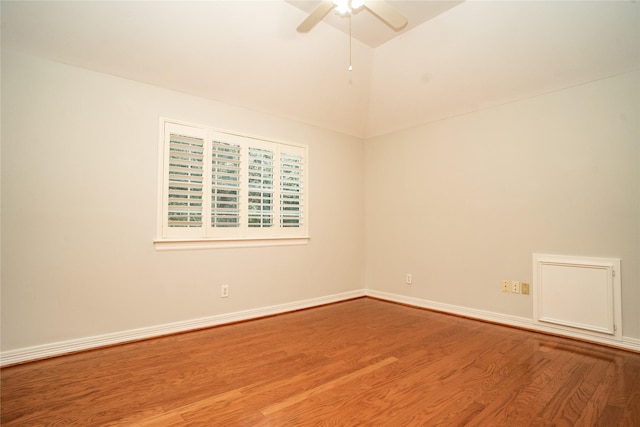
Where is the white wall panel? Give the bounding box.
[533,254,621,339]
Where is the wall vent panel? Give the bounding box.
[533,254,622,340]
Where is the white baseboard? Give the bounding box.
[625,336,640,350]
[365,289,640,353]
[2,288,637,366]
[0,289,366,367]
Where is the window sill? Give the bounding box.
[153,236,310,251]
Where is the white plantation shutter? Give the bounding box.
[163,124,207,238]
[211,140,241,228]
[159,120,308,245]
[280,149,304,228]
[248,146,275,228]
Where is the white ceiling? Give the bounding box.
[2,1,639,138]
[286,1,464,47]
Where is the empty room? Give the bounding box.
[1,0,639,425]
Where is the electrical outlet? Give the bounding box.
[502,280,510,292]
[221,284,229,298]
[511,281,520,294]
[406,273,413,285]
[521,282,530,295]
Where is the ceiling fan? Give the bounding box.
[297,0,408,33]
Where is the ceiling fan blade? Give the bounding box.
[364,1,408,30]
[297,0,335,33]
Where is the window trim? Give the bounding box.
[155,118,309,249]
[153,236,310,251]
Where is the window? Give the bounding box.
[156,120,308,249]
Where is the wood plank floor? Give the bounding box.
[2,297,639,426]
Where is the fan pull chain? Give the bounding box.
[348,14,353,71]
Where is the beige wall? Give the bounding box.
[2,49,638,355]
[1,50,365,351]
[365,71,639,339]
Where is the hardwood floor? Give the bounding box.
[2,297,639,426]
